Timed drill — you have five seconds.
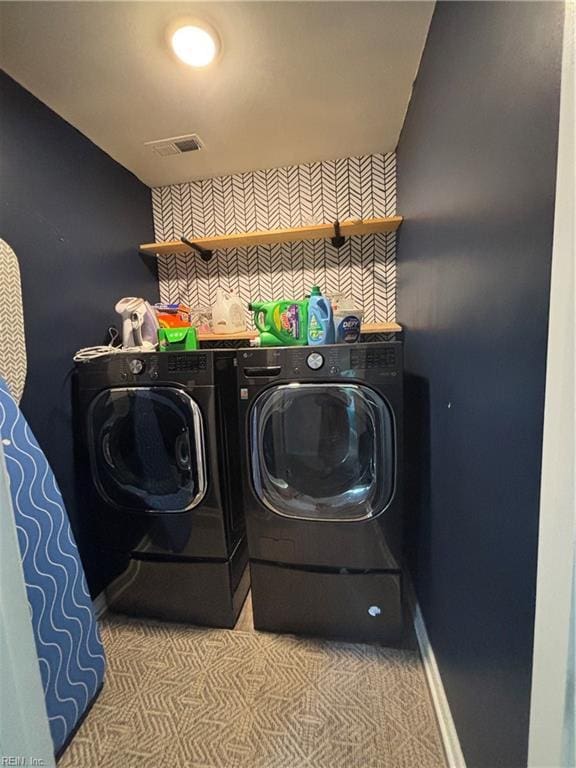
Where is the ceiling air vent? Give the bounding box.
[145,134,205,157]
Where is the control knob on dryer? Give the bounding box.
[128,359,144,375]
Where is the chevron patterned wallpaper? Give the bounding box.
[0,239,27,402]
[151,153,397,324]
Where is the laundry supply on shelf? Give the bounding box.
[154,302,192,328]
[334,308,364,343]
[211,289,246,333]
[158,326,199,351]
[307,286,334,345]
[249,298,309,347]
[326,293,364,343]
[188,306,212,333]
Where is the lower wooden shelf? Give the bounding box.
[197,322,401,342]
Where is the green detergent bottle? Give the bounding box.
[249,299,308,347]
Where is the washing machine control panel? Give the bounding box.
[291,347,347,376]
[238,343,401,384]
[306,352,324,370]
[240,346,352,379]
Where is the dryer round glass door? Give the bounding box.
[250,383,395,521]
[87,387,207,513]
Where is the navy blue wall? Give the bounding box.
[396,3,563,766]
[0,71,158,596]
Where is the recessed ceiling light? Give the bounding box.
[170,21,220,68]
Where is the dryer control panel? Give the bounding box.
[74,350,234,390]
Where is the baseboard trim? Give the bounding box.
[92,590,108,619]
[407,584,467,768]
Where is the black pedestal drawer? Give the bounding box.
[250,561,403,644]
[105,541,249,628]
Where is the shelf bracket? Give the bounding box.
[181,236,214,262]
[330,220,346,249]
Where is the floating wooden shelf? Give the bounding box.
[197,322,402,342]
[140,216,403,257]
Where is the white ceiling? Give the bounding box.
[0,2,434,188]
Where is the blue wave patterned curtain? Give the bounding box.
[0,377,105,755]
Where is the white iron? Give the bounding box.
[115,297,159,349]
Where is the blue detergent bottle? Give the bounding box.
[307,286,335,345]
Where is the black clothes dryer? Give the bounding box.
[237,342,403,643]
[75,350,249,627]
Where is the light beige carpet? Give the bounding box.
[58,614,446,768]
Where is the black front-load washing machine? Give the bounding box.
[237,342,403,643]
[74,349,249,627]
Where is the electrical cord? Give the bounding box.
[73,346,129,361]
[73,327,157,362]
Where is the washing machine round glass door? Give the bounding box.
[250,383,395,521]
[88,387,207,513]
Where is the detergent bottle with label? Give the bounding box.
[249,299,308,346]
[307,286,334,345]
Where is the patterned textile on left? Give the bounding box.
[0,377,106,755]
[0,239,27,402]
